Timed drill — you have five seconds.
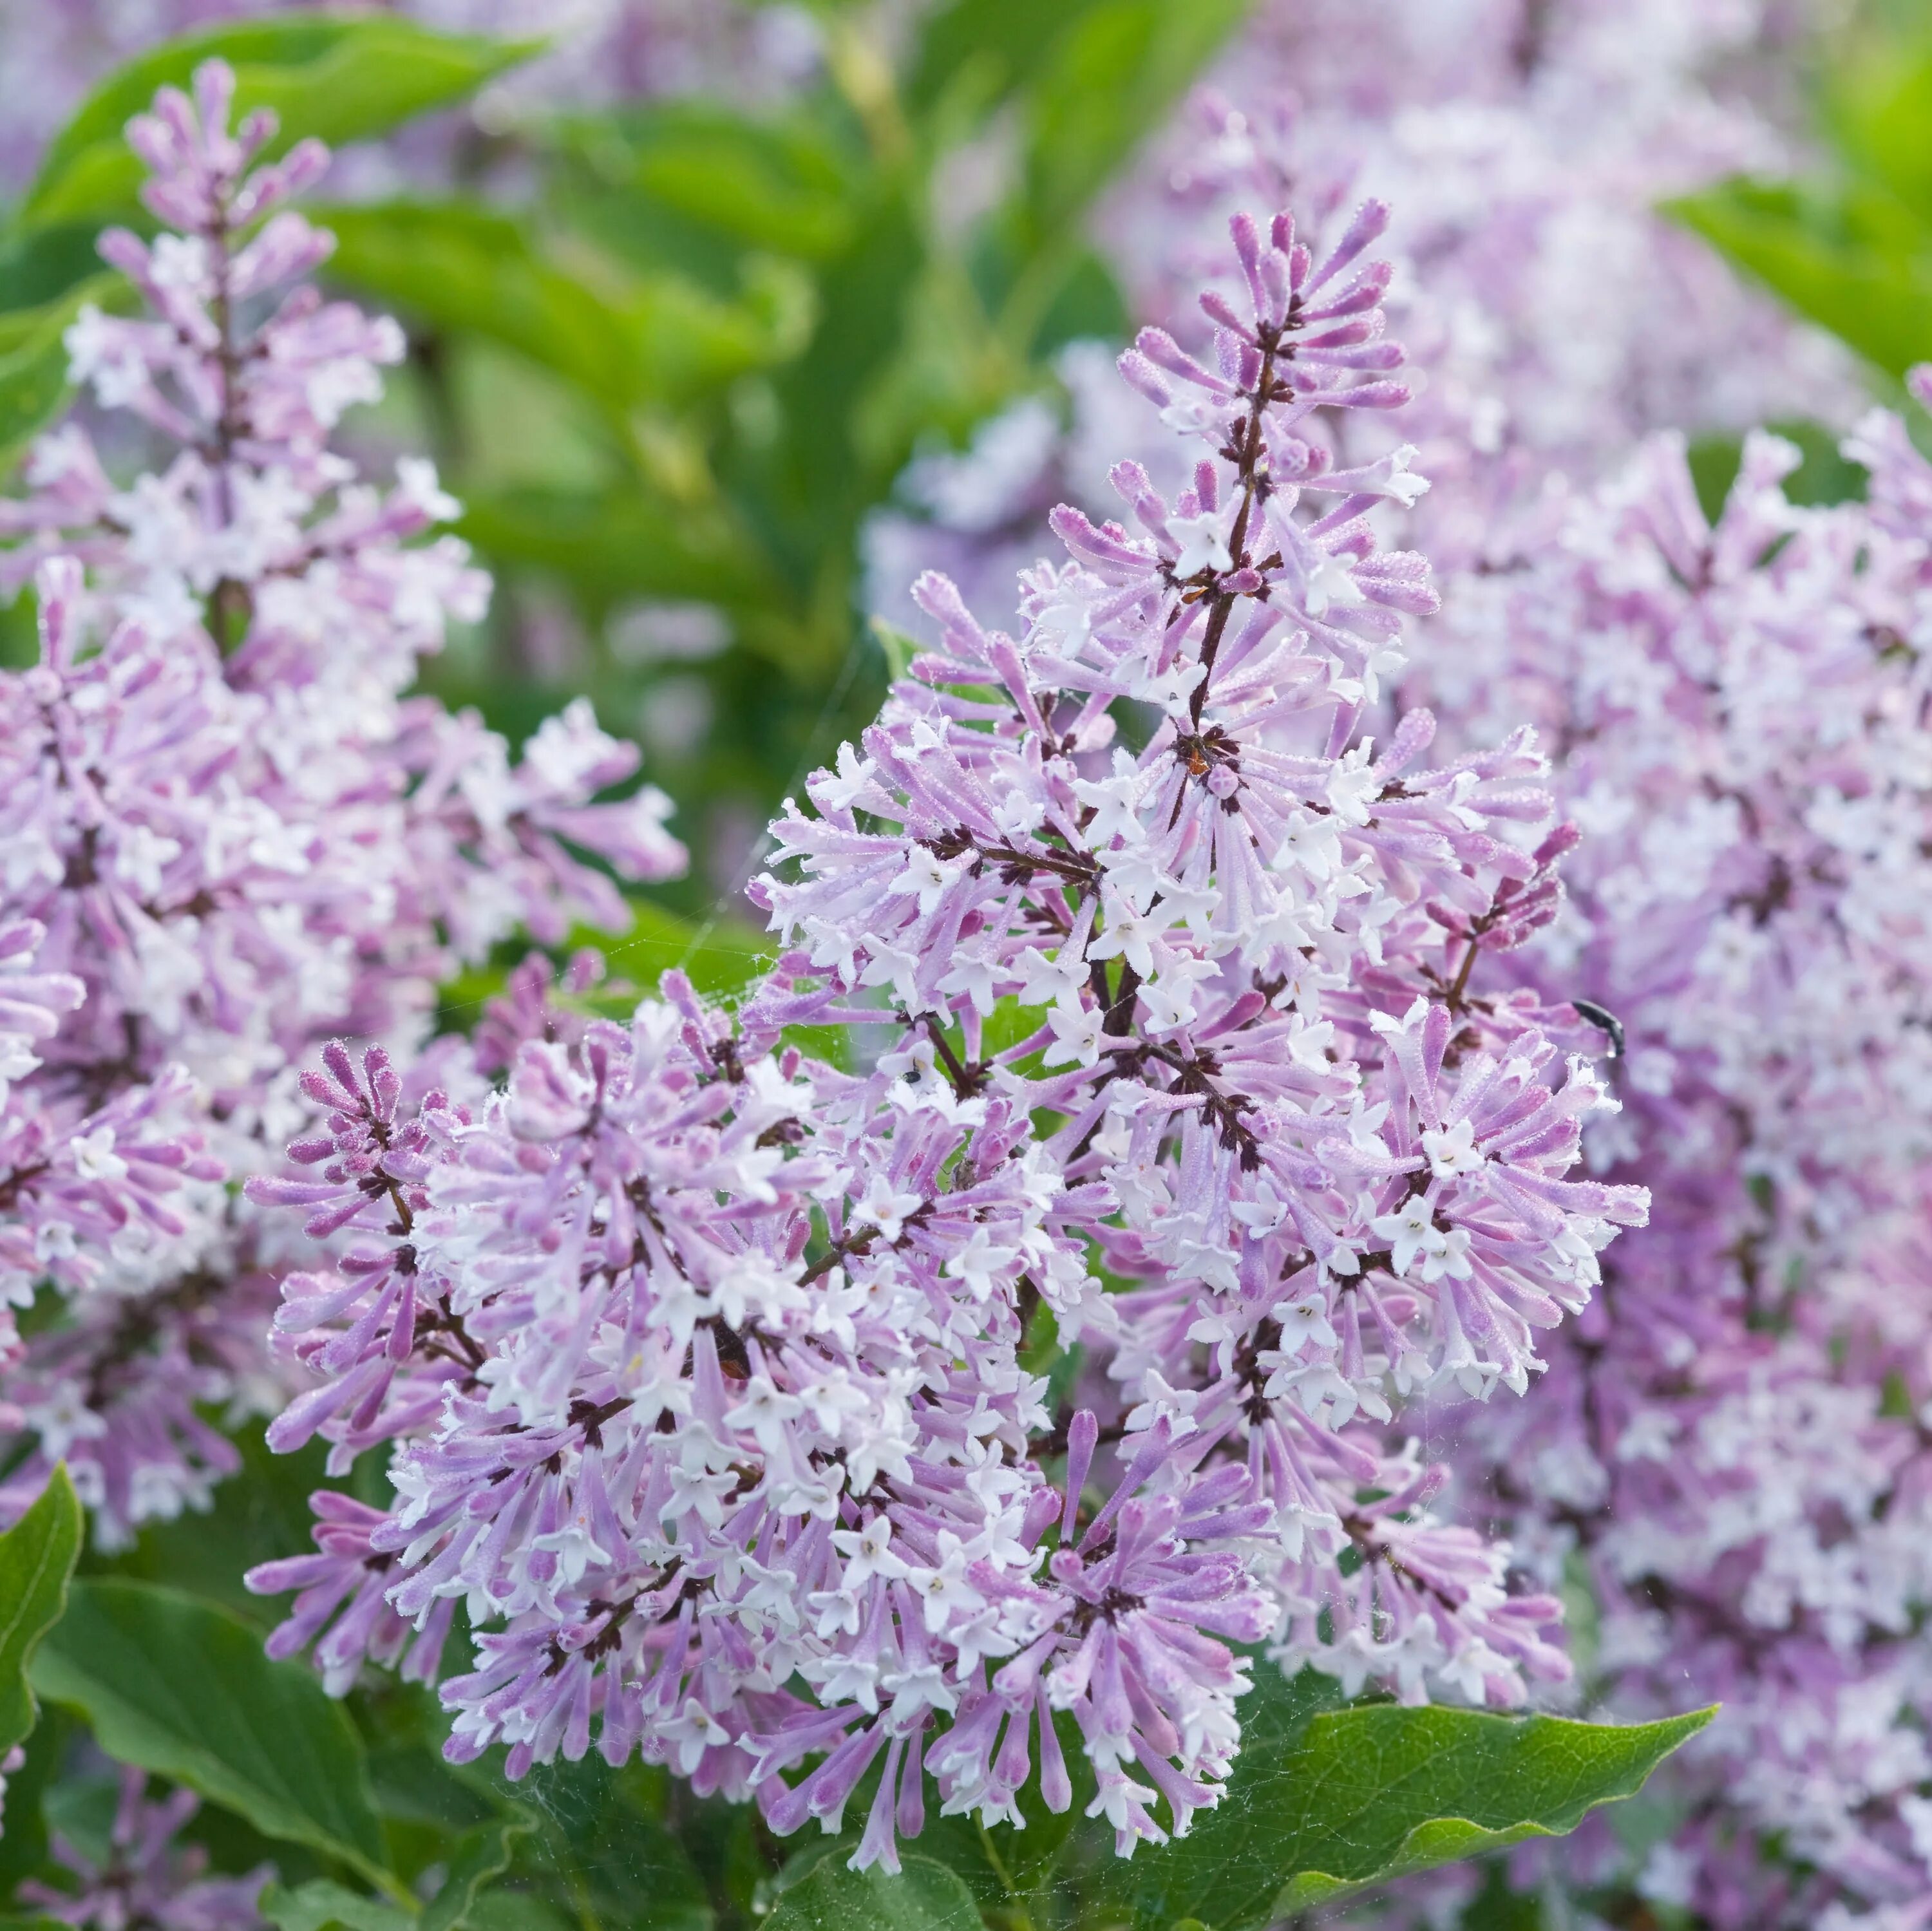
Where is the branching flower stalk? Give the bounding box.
[242,191,1646,1867]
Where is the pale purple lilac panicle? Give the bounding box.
[22,1769,267,1931]
[0,63,684,1547]
[247,201,1644,1872]
[1386,381,1932,1928]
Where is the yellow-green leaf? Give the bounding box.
[24,16,538,228]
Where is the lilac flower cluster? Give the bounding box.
[245,202,1645,1869]
[1384,377,1932,1929]
[860,26,1932,1921]
[0,63,682,1545]
[867,0,1855,631]
[22,1769,267,1931]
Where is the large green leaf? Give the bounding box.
[456,485,767,610]
[764,1852,982,1931]
[261,1882,413,1931]
[484,1755,711,1931]
[420,1812,535,1931]
[437,899,771,1036]
[29,1580,396,1894]
[1106,1672,1714,1926]
[1015,0,1248,247]
[1826,30,1932,226]
[23,16,538,229]
[1686,419,1869,525]
[0,272,131,466]
[317,201,804,415]
[0,225,110,316]
[0,1467,83,1755]
[1665,177,1932,377]
[318,202,640,408]
[550,104,860,268]
[907,0,1113,114]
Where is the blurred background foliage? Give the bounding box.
[0,1,1247,938]
[1670,0,1932,393]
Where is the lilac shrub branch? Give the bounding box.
[240,194,1646,1868]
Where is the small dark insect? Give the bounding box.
[1571,997,1625,1059]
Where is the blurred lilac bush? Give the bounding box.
[0,62,680,1543]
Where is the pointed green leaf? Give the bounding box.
[549,105,859,266]
[1110,1672,1714,1928]
[437,900,770,1035]
[1015,0,1248,245]
[455,486,767,609]
[0,272,132,469]
[24,16,538,228]
[1826,29,1932,226]
[908,0,1113,113]
[28,1579,393,1891]
[477,1754,711,1931]
[261,1881,413,1931]
[763,1852,983,1931]
[0,1467,83,1754]
[420,1811,536,1931]
[1665,178,1932,377]
[0,226,111,316]
[316,200,803,413]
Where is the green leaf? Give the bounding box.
[421,1813,535,1931]
[1110,1672,1714,1926]
[0,225,111,314]
[550,104,860,267]
[317,203,636,410]
[1686,419,1869,526]
[487,1756,711,1931]
[0,273,130,468]
[0,1467,83,1755]
[596,899,772,997]
[763,1852,983,1931]
[29,1579,396,1894]
[1016,0,1247,247]
[745,187,925,578]
[261,1881,413,1931]
[907,0,1086,111]
[1826,29,1932,226]
[317,200,804,415]
[1665,177,1932,378]
[0,1709,71,1889]
[456,485,766,610]
[24,15,538,228]
[436,898,770,1033]
[869,616,916,682]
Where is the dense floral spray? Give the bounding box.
[240,173,1645,1864]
